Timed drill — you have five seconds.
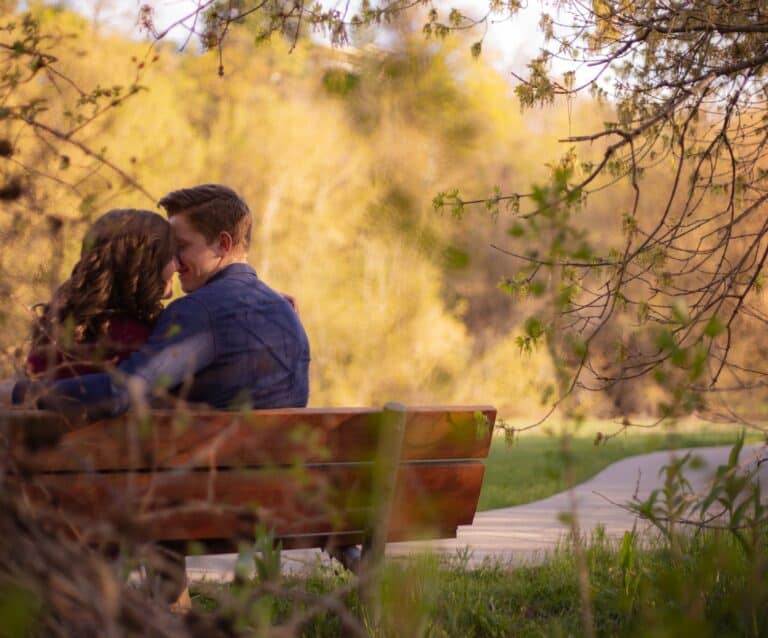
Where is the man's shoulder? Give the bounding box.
[194,268,286,309]
[164,292,208,314]
[155,294,211,332]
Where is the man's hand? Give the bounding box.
[0,380,16,406]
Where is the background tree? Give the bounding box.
[145,0,768,427]
[2,2,576,415]
[501,0,768,427]
[0,2,158,355]
[9,0,768,426]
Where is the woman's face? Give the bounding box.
[161,257,178,299]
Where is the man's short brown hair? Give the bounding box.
[158,184,252,250]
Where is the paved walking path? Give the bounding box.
[186,443,767,580]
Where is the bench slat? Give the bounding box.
[9,406,495,471]
[25,462,485,546]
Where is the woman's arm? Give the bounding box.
[23,295,215,420]
[0,380,16,406]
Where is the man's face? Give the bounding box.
[169,213,223,293]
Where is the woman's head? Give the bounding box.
[35,209,176,346]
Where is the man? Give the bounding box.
[10,184,310,418]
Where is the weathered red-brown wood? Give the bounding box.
[3,405,496,552]
[25,463,485,544]
[7,406,495,472]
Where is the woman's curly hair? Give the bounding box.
[32,209,175,349]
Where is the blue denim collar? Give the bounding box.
[206,262,257,286]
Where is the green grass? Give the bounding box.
[478,421,764,511]
[190,528,768,637]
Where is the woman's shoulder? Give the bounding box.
[107,315,153,346]
[26,316,153,379]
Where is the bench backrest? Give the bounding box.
[2,406,496,551]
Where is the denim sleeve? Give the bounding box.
[29,373,131,420]
[23,296,216,420]
[118,296,216,390]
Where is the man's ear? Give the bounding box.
[217,231,234,256]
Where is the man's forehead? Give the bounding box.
[169,212,218,246]
[169,214,194,236]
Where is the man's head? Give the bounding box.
[158,184,252,293]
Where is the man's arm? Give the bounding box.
[12,296,216,420]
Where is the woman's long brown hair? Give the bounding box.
[32,209,174,349]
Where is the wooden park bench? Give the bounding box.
[1,404,495,575]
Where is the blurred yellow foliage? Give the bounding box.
[2,5,726,419]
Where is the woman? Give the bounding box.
[26,208,177,380]
[1,208,187,606]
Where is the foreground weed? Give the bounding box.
[189,440,768,637]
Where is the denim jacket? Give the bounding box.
[14,264,310,419]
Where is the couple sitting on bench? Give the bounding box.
[1,183,310,418]
[0,184,496,597]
